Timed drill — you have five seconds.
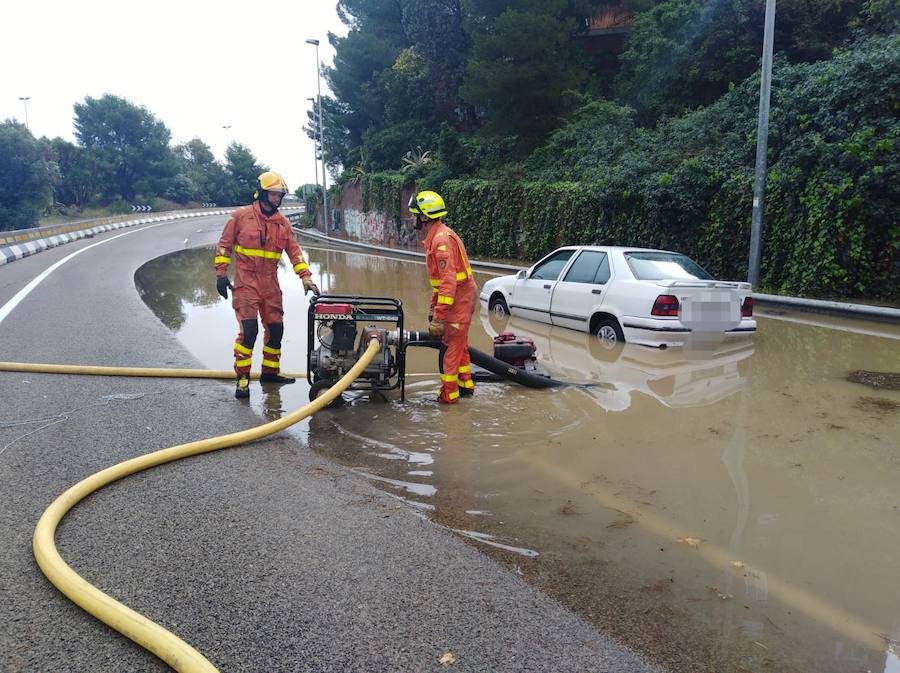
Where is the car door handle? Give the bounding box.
[543,284,551,289]
[592,289,602,295]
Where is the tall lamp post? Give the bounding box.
[305,38,330,237]
[748,0,777,288]
[306,97,320,209]
[18,97,31,130]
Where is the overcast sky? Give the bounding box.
[0,0,347,192]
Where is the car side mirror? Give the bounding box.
[516,269,526,279]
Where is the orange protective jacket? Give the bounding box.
[214,202,311,287]
[424,221,476,324]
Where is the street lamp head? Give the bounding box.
[18,96,30,102]
[305,38,320,46]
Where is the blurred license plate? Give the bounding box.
[681,292,739,329]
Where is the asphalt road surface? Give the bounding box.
[0,215,666,673]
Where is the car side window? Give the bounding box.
[593,254,611,284]
[562,251,609,284]
[530,250,575,280]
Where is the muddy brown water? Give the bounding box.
[137,245,900,673]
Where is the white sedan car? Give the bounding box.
[480,246,756,348]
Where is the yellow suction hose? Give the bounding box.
[0,362,304,379]
[30,339,381,673]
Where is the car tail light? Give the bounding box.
[651,294,680,317]
[741,296,753,318]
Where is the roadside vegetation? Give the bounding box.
[323,0,898,302]
[1,0,896,300]
[0,94,274,230]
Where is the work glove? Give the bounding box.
[428,318,445,338]
[302,277,321,297]
[428,310,434,323]
[216,276,233,299]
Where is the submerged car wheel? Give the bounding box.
[593,317,625,346]
[489,294,510,316]
[308,378,346,408]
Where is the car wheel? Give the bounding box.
[593,317,625,346]
[489,294,510,316]
[308,378,345,408]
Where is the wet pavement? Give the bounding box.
[137,244,900,673]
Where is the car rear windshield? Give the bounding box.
[624,252,713,281]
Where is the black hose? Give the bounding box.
[405,334,566,389]
[467,346,565,388]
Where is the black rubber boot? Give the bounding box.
[260,372,296,384]
[458,387,474,397]
[235,375,250,399]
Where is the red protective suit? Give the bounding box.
[424,221,477,403]
[215,202,311,377]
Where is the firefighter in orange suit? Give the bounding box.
[409,190,478,404]
[215,171,320,399]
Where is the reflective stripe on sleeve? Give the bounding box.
[293,262,309,273]
[215,256,232,264]
[437,295,454,305]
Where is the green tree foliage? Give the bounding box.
[224,143,267,204]
[0,121,55,229]
[73,94,178,201]
[50,138,101,209]
[446,34,899,301]
[614,0,871,123]
[174,138,234,205]
[461,0,591,149]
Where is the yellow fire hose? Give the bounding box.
[26,339,381,673]
[0,361,304,380]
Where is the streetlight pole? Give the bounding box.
[18,97,31,130]
[305,38,330,237]
[306,97,320,214]
[748,0,776,288]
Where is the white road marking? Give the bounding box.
[0,222,171,326]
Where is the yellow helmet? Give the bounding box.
[257,171,289,196]
[408,190,447,219]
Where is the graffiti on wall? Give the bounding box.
[343,209,388,243]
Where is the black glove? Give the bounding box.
[216,277,233,299]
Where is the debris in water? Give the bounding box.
[708,586,733,600]
[731,561,745,569]
[439,651,457,665]
[560,500,577,515]
[854,396,900,413]
[676,536,703,548]
[846,370,900,390]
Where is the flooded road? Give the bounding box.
[136,244,900,673]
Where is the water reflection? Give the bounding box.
[137,244,900,673]
[480,310,755,411]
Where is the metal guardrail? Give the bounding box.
[0,215,139,246]
[293,226,900,323]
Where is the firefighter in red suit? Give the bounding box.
[215,171,319,399]
[409,190,478,404]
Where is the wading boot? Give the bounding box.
[235,375,250,399]
[458,387,474,397]
[437,388,459,404]
[260,373,296,384]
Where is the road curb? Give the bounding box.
[0,207,302,267]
